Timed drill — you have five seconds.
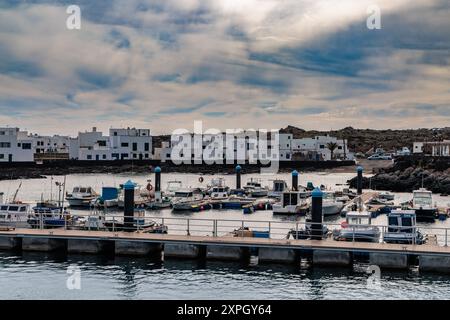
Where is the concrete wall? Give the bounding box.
[419,255,450,274]
[22,237,66,252]
[369,252,408,269]
[313,250,352,267]
[0,236,21,250]
[258,247,298,263]
[206,245,249,261]
[164,243,202,259]
[115,240,162,256]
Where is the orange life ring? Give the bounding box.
[147,183,153,191]
[341,221,349,228]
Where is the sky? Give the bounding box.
[0,0,449,136]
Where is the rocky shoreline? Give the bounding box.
[349,156,450,194]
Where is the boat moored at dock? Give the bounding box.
[383,210,425,245]
[66,186,98,207]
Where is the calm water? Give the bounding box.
[1,172,450,300]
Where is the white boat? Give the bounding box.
[164,180,183,197]
[379,191,395,201]
[383,210,425,244]
[333,211,380,242]
[66,186,98,207]
[267,180,288,198]
[0,203,30,228]
[272,190,309,215]
[172,189,204,211]
[243,179,268,197]
[210,186,230,200]
[408,188,437,221]
[322,192,344,216]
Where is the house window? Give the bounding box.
[0,131,5,135]
[0,142,11,148]
[87,155,92,160]
[133,154,137,158]
[132,143,137,151]
[102,154,107,159]
[112,153,119,159]
[286,154,291,159]
[166,153,171,158]
[0,154,4,159]
[17,143,21,147]
[144,143,149,151]
[145,154,149,158]
[22,143,32,149]
[98,140,107,147]
[114,132,117,136]
[320,145,325,149]
[121,142,129,147]
[121,153,128,159]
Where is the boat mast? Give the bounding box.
[12,181,22,203]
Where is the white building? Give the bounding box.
[109,128,152,160]
[32,134,72,160]
[413,141,450,156]
[292,135,353,161]
[77,127,112,161]
[0,127,34,162]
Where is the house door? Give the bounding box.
[8,154,12,162]
[96,155,99,161]
[139,154,143,160]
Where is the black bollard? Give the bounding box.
[311,188,323,240]
[236,165,242,189]
[292,170,298,191]
[123,180,135,232]
[155,166,161,192]
[357,166,363,195]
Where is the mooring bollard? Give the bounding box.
[357,166,363,195]
[311,188,323,240]
[123,180,136,232]
[236,165,242,189]
[292,170,298,191]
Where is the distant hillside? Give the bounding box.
[280,126,450,154]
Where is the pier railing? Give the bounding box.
[12,212,450,247]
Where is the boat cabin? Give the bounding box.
[387,210,416,233]
[210,186,229,199]
[346,212,372,226]
[281,191,308,207]
[272,180,287,192]
[412,188,433,208]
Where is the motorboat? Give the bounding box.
[243,178,268,197]
[403,188,437,221]
[164,180,183,197]
[322,192,344,216]
[66,186,98,207]
[171,189,205,211]
[379,191,395,201]
[212,195,255,209]
[100,210,168,233]
[0,202,30,228]
[267,180,288,199]
[209,186,230,200]
[333,211,380,242]
[383,210,425,244]
[91,187,119,208]
[27,207,75,229]
[272,190,310,215]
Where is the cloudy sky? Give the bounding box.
[0,0,449,135]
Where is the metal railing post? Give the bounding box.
[40,212,43,230]
[446,229,448,247]
[187,219,190,236]
[268,222,271,238]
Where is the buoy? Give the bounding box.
[199,176,204,183]
[341,221,349,228]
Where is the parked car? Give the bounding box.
[367,154,382,160]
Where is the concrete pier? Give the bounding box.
[419,255,450,273]
[22,237,66,252]
[0,237,20,250]
[313,250,352,267]
[67,239,112,254]
[115,240,162,256]
[206,245,248,261]
[258,248,297,263]
[369,252,408,269]
[164,243,202,259]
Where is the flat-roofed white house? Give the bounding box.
[0,127,34,162]
[413,140,450,156]
[292,135,353,161]
[109,128,152,160]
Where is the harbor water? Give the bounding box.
[1,172,450,300]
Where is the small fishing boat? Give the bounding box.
[66,186,98,207]
[212,195,255,209]
[91,187,120,208]
[322,192,344,216]
[27,209,75,228]
[243,178,268,197]
[164,180,183,197]
[210,185,230,200]
[171,189,204,211]
[383,210,425,244]
[0,203,30,228]
[333,211,380,242]
[267,180,288,199]
[404,188,437,221]
[379,191,395,201]
[272,190,309,215]
[100,210,168,233]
